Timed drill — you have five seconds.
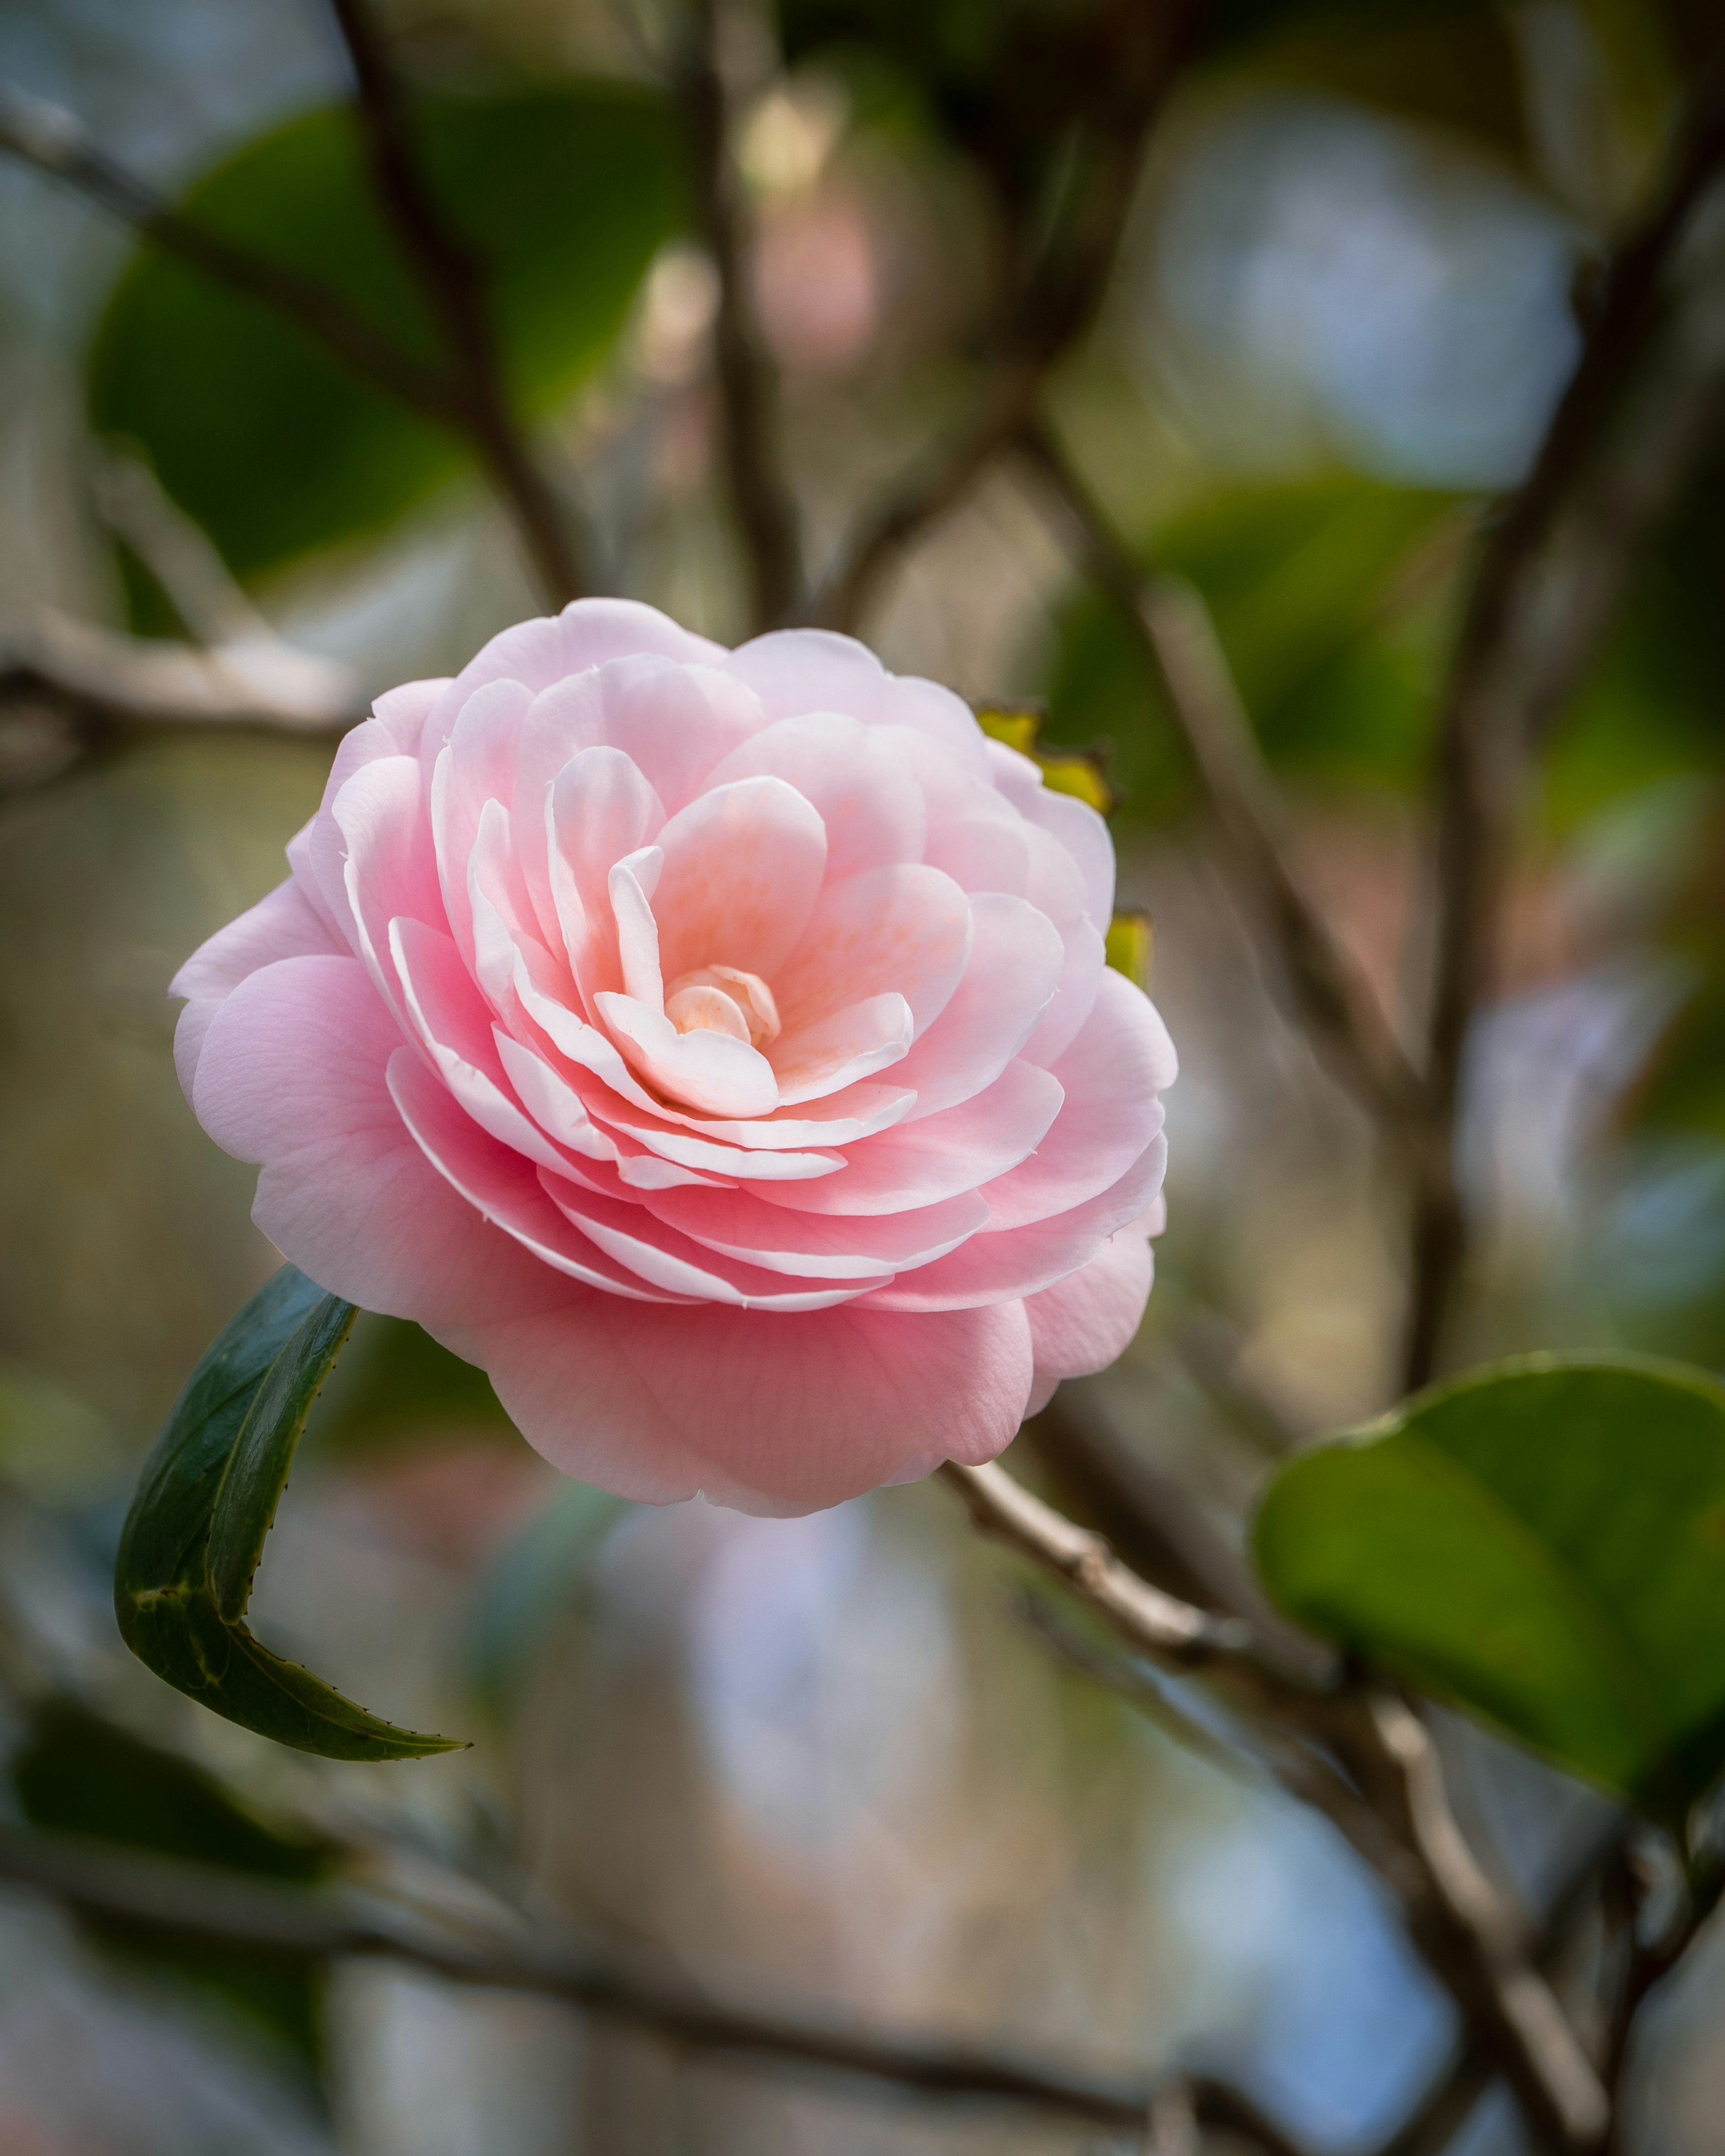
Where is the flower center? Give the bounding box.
[663,965,782,1049]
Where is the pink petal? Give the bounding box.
[547,747,664,1002]
[643,1182,987,1279]
[431,1293,1035,1514]
[389,917,566,1171]
[721,628,892,723]
[982,745,1113,921]
[982,970,1177,1230]
[595,992,780,1117]
[769,993,913,1104]
[704,713,926,879]
[1023,1226,1156,1413]
[171,873,345,1098]
[372,677,451,756]
[772,863,972,1040]
[653,775,828,985]
[885,673,993,777]
[891,893,1064,1121]
[323,759,447,1044]
[304,716,425,945]
[430,678,533,968]
[192,954,562,1328]
[1021,918,1107,1071]
[419,599,725,777]
[760,1059,1062,1216]
[539,1172,874,1308]
[861,1133,1166,1310]
[518,655,761,823]
[387,1046,688,1303]
[608,846,666,1008]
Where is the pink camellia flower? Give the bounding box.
[174,602,1174,1514]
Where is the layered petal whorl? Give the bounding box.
[175,601,1175,1514]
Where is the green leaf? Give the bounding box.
[89,83,682,583]
[1253,1356,1725,1822]
[11,1696,335,2071]
[115,1266,466,1761]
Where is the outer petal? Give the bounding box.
[418,599,725,777]
[171,874,344,1098]
[982,970,1176,1230]
[889,893,1063,1121]
[430,1293,1035,1514]
[192,954,564,1328]
[860,1133,1166,1311]
[1023,1224,1155,1414]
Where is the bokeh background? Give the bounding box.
[2,0,1724,2150]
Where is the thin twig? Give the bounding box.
[1401,51,1725,1391]
[0,77,582,609]
[1019,419,1426,1133]
[323,0,587,603]
[809,0,1205,631]
[0,82,460,427]
[938,1461,1609,2153]
[0,1821,1169,2133]
[677,0,803,629]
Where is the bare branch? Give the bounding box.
[677,0,804,629]
[0,81,460,429]
[322,0,587,605]
[0,613,356,734]
[0,1820,1180,2133]
[809,0,1205,632]
[1019,419,1426,1134]
[0,75,584,610]
[1402,51,1725,1390]
[939,1459,1610,2153]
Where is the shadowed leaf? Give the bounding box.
[115,1266,466,1761]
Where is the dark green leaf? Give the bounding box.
[1254,1356,1725,1822]
[115,1266,466,1761]
[12,1696,334,2070]
[208,1293,357,1623]
[89,84,682,583]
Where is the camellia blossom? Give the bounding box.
[174,602,1175,1514]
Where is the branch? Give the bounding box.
[809,0,1205,632]
[1401,51,1725,1390]
[0,1820,1187,2134]
[0,615,356,735]
[322,0,587,605]
[0,76,583,609]
[1018,419,1426,1134]
[677,0,804,629]
[0,82,459,429]
[939,1460,1609,2153]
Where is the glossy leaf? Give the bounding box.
[115,1266,466,1760]
[1254,1356,1725,1822]
[89,84,682,582]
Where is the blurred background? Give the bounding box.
[2,0,1724,2149]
